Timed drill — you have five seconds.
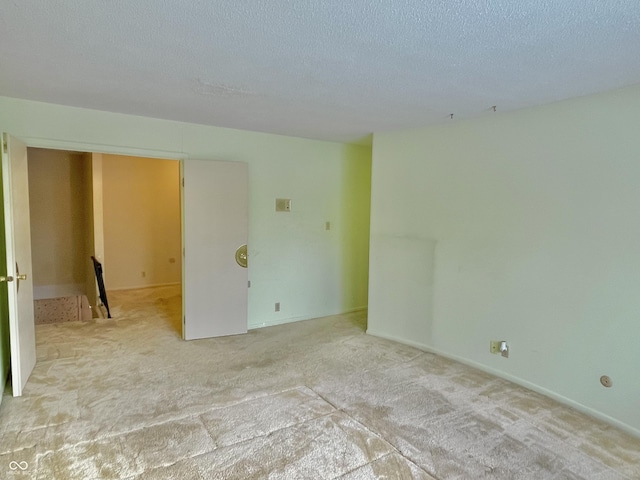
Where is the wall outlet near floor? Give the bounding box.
[141,271,146,278]
[490,340,509,358]
[275,302,280,312]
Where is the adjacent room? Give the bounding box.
[27,148,182,334]
[1,1,639,479]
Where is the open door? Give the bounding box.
[182,160,248,340]
[1,134,36,396]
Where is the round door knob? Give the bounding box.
[0,276,14,282]
[235,244,248,268]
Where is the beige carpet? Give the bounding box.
[1,286,639,479]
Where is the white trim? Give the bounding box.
[249,307,367,330]
[180,160,185,340]
[342,306,368,314]
[366,328,640,439]
[20,137,187,160]
[249,315,315,329]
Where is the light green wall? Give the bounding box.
[369,83,640,436]
[0,96,371,329]
[339,144,372,310]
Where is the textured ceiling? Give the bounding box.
[1,1,639,144]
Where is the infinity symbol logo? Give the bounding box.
[9,461,28,471]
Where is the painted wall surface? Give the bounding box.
[368,83,640,435]
[240,141,370,327]
[0,96,371,328]
[27,148,90,298]
[102,155,181,290]
[340,145,372,310]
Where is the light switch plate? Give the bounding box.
[276,198,291,212]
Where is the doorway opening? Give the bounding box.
[26,148,182,336]
[4,133,249,398]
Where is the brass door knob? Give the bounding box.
[235,244,248,268]
[0,276,14,282]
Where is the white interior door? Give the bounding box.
[182,160,248,340]
[1,134,36,396]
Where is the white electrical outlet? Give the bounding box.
[490,340,509,358]
[275,302,280,312]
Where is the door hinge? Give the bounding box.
[182,177,184,187]
[2,133,7,154]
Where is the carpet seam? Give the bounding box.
[30,386,308,458]
[309,387,439,479]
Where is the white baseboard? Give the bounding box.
[366,328,640,439]
[107,282,181,292]
[342,306,368,314]
[249,306,367,330]
[249,315,317,329]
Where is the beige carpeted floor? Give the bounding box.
[1,285,639,479]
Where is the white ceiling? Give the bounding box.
[1,1,639,144]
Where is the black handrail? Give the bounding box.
[91,256,111,318]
